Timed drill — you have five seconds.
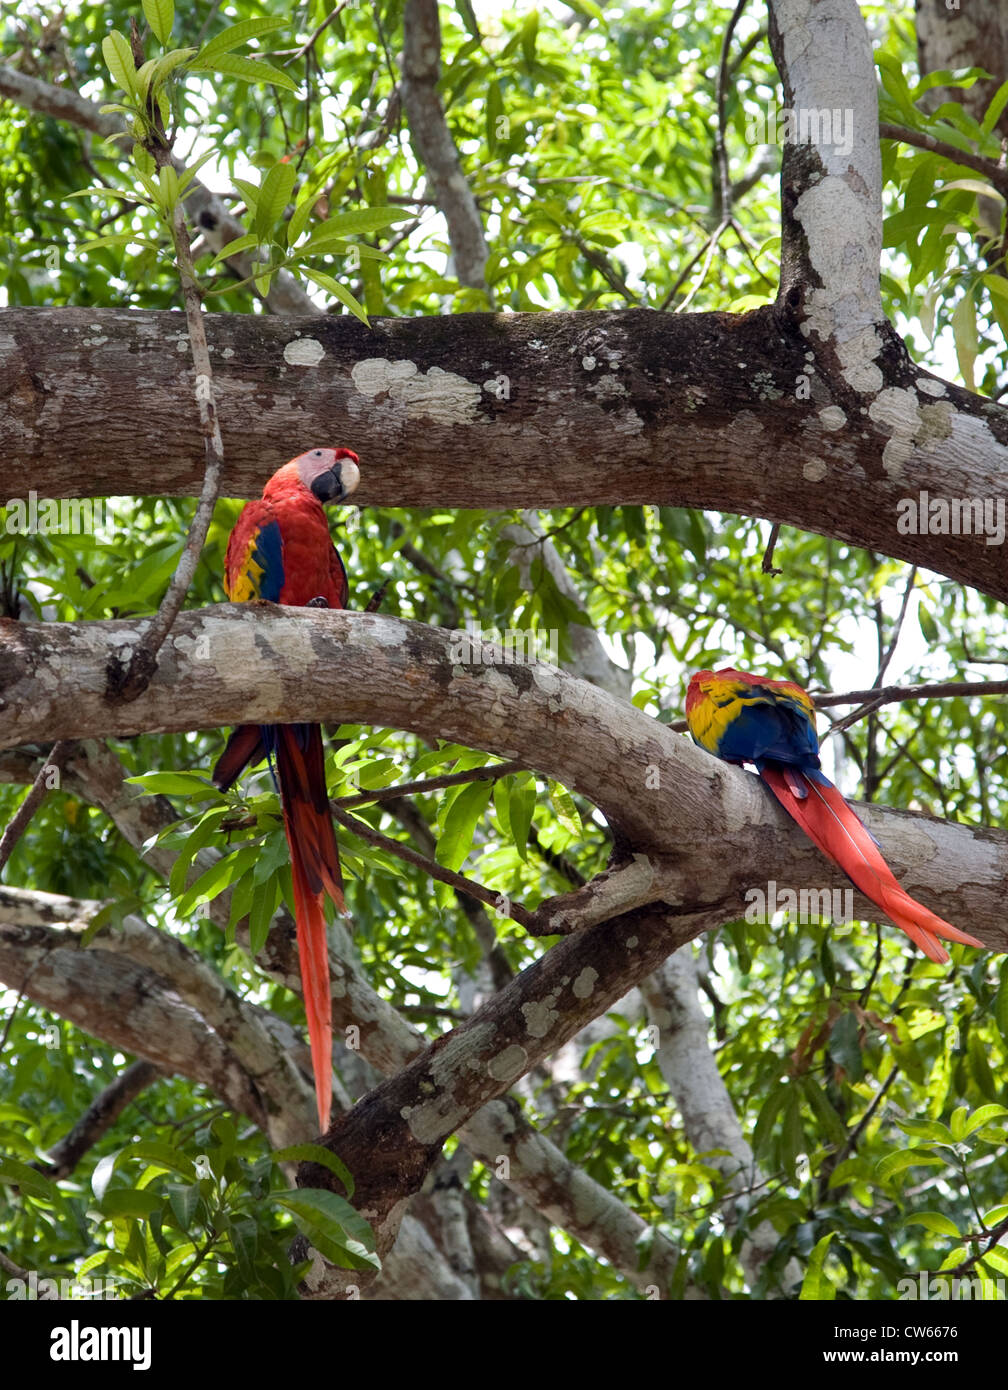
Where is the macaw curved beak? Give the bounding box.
[311,458,360,503]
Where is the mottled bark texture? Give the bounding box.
[2,304,1008,601]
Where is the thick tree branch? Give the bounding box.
[4,307,1007,602]
[769,0,884,359]
[297,901,724,1295]
[400,0,491,293]
[0,887,266,1123]
[2,607,1005,956]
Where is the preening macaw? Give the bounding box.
[213,448,361,1132]
[685,667,983,963]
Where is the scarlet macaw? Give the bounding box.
[213,448,361,1132]
[685,667,983,962]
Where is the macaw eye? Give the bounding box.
[313,449,322,457]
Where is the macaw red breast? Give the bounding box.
[224,462,349,609]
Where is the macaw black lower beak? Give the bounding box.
[311,460,360,503]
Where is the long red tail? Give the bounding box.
[759,768,983,963]
[275,724,344,1133]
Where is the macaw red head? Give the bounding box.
[291,447,361,503]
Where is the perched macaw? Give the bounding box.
[685,667,983,963]
[213,448,361,1132]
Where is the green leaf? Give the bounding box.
[968,1033,998,1100]
[894,1116,955,1144]
[303,207,411,245]
[300,268,370,324]
[271,1144,354,1197]
[287,193,319,248]
[196,18,290,63]
[0,1158,63,1203]
[752,1083,789,1161]
[142,0,174,47]
[167,1183,201,1232]
[191,54,299,93]
[231,177,261,217]
[981,77,1008,135]
[962,1103,1008,1137]
[875,1149,946,1181]
[521,9,539,67]
[125,771,223,799]
[176,144,220,195]
[253,161,298,243]
[210,232,260,265]
[799,1075,847,1147]
[455,0,482,40]
[940,178,1005,202]
[436,780,494,872]
[905,1211,961,1238]
[102,31,139,99]
[547,780,582,837]
[99,1188,163,1219]
[827,1011,863,1081]
[78,233,158,254]
[951,285,979,390]
[508,772,536,861]
[799,1233,836,1300]
[158,164,180,214]
[175,844,259,917]
[949,1104,969,1143]
[272,1189,380,1271]
[248,877,280,956]
[917,602,939,645]
[566,0,606,19]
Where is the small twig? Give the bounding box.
[0,741,73,874]
[730,216,775,284]
[338,760,525,809]
[330,802,534,930]
[826,694,887,736]
[659,219,730,311]
[0,975,35,1053]
[675,220,730,311]
[0,1248,29,1280]
[876,566,918,686]
[108,29,224,703]
[814,678,1008,709]
[569,231,638,303]
[760,522,783,575]
[879,122,1008,199]
[528,825,586,887]
[278,1,352,66]
[363,579,388,614]
[947,1214,1008,1277]
[714,0,749,223]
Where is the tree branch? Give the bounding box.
[6,306,1006,601]
[400,0,491,294]
[2,607,1005,954]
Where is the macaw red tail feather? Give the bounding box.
[213,725,266,791]
[759,768,984,964]
[274,724,343,1133]
[213,723,342,1132]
